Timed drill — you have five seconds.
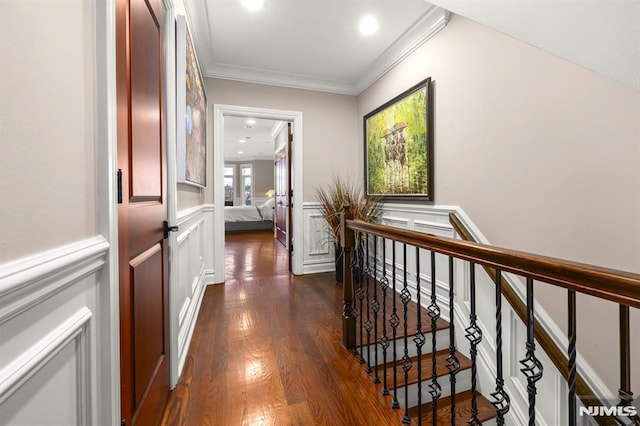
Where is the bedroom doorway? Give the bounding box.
[213,105,303,282]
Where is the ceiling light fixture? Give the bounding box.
[241,0,263,11]
[238,150,244,154]
[245,119,256,126]
[360,15,379,36]
[239,139,247,143]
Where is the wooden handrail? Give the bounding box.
[448,212,615,426]
[345,219,640,309]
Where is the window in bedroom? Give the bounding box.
[241,164,253,206]
[224,164,235,206]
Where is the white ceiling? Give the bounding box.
[184,0,639,94]
[184,0,449,95]
[190,0,639,161]
[223,116,281,161]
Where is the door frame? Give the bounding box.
[213,104,304,281]
[97,0,177,423]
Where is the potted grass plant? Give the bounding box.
[315,174,382,283]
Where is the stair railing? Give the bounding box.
[340,206,640,425]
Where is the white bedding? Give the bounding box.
[224,199,274,222]
[224,205,263,222]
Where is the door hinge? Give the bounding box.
[121,420,126,426]
[117,169,123,204]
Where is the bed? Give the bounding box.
[224,199,274,232]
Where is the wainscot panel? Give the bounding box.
[0,237,109,425]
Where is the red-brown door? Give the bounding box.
[116,0,170,425]
[274,123,293,270]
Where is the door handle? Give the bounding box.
[163,220,179,239]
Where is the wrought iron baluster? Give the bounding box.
[619,305,633,407]
[364,237,374,373]
[447,256,460,425]
[414,247,426,426]
[350,234,361,356]
[491,269,510,425]
[567,290,576,426]
[401,244,412,424]
[465,262,482,425]
[520,277,543,426]
[390,241,400,409]
[379,239,389,391]
[357,235,369,364]
[428,251,442,423]
[370,237,381,379]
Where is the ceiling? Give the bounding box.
[184,0,449,95]
[184,0,639,95]
[223,116,281,161]
[188,0,639,161]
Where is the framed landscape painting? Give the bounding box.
[364,77,433,200]
[176,15,207,187]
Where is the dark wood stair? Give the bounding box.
[408,390,498,425]
[355,278,498,424]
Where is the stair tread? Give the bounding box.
[375,349,472,388]
[358,315,450,343]
[408,390,497,425]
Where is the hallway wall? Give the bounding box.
[0,0,97,264]
[205,78,360,204]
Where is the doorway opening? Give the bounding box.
[213,105,303,282]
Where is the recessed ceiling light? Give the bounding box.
[246,119,256,126]
[360,15,379,36]
[239,139,247,143]
[241,0,263,11]
[238,150,244,154]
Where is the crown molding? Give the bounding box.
[355,6,450,94]
[201,6,449,96]
[204,63,358,95]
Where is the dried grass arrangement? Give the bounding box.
[314,174,382,254]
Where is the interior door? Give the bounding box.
[275,123,293,269]
[116,0,170,425]
[275,146,288,248]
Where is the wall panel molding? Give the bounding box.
[0,237,109,324]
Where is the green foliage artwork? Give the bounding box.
[364,78,432,200]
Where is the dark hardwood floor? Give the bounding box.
[160,231,405,425]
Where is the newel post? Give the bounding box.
[341,205,356,349]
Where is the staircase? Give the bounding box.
[352,275,497,425]
[339,209,640,426]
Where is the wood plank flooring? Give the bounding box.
[160,231,406,425]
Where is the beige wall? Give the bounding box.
[0,0,97,263]
[205,78,360,203]
[358,14,640,394]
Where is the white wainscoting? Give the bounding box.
[368,203,612,424]
[169,204,214,386]
[302,202,336,274]
[0,237,109,425]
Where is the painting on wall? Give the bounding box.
[364,77,433,200]
[177,15,207,187]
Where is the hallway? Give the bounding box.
[160,231,403,425]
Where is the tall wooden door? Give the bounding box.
[275,123,293,269]
[116,0,170,425]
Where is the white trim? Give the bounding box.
[95,0,120,422]
[0,307,92,408]
[0,237,109,324]
[213,105,304,281]
[355,7,450,94]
